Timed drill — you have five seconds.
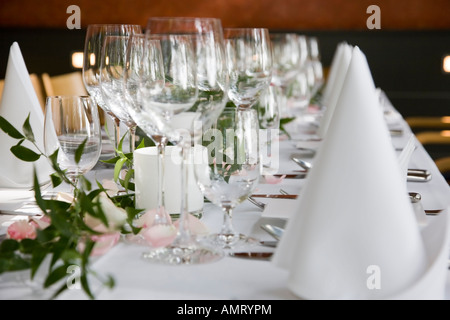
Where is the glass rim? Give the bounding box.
[146,17,222,23]
[85,24,142,28]
[45,95,96,104]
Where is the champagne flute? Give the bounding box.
[43,96,102,193]
[195,107,260,249]
[224,28,272,110]
[82,24,142,153]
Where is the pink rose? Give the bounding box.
[262,174,286,184]
[30,215,51,230]
[77,224,121,256]
[90,232,121,256]
[7,220,37,240]
[135,208,172,229]
[141,224,177,248]
[173,214,209,236]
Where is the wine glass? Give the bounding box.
[82,24,142,153]
[224,28,272,110]
[195,107,260,249]
[124,34,170,226]
[137,17,229,264]
[254,84,282,176]
[43,96,102,192]
[99,35,140,155]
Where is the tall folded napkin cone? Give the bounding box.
[320,42,346,106]
[0,42,53,188]
[272,47,429,300]
[317,43,353,139]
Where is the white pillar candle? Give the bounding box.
[134,146,204,217]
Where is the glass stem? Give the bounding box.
[172,142,191,246]
[111,115,121,157]
[129,125,137,154]
[154,136,169,225]
[221,205,235,236]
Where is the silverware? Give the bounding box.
[390,128,403,136]
[229,252,273,260]
[273,173,307,179]
[250,194,297,199]
[424,209,444,216]
[291,157,312,171]
[260,224,284,240]
[248,197,265,210]
[291,156,432,182]
[259,240,278,247]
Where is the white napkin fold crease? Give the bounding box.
[0,42,53,188]
[272,46,435,300]
[317,43,353,139]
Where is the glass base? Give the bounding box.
[141,243,223,265]
[205,233,259,250]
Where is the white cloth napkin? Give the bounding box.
[317,43,353,139]
[0,42,52,188]
[321,42,346,105]
[272,47,431,300]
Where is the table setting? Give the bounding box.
[0,17,450,301]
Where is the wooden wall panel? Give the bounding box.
[1,0,450,30]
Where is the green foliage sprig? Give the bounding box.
[0,114,141,299]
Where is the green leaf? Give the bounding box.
[44,264,68,288]
[19,239,40,254]
[50,172,63,188]
[11,145,41,162]
[0,116,24,139]
[75,138,88,164]
[79,175,92,191]
[50,281,69,300]
[30,246,48,279]
[114,157,127,182]
[101,155,121,164]
[22,113,35,142]
[33,168,46,212]
[136,138,146,150]
[80,240,96,300]
[48,210,73,238]
[0,239,19,253]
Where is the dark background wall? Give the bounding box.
[1,0,450,119]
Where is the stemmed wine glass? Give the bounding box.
[254,84,282,175]
[224,28,273,110]
[195,106,260,249]
[134,17,229,264]
[99,35,141,155]
[82,24,142,153]
[43,96,102,193]
[124,34,170,226]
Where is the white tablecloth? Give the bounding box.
[1,114,450,300]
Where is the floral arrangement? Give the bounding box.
[0,114,208,299]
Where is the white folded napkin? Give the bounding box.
[0,42,53,188]
[321,42,346,105]
[272,46,430,300]
[317,43,353,139]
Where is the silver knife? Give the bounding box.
[229,252,274,260]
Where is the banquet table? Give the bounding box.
[1,110,450,301]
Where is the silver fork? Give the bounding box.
[248,196,266,210]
